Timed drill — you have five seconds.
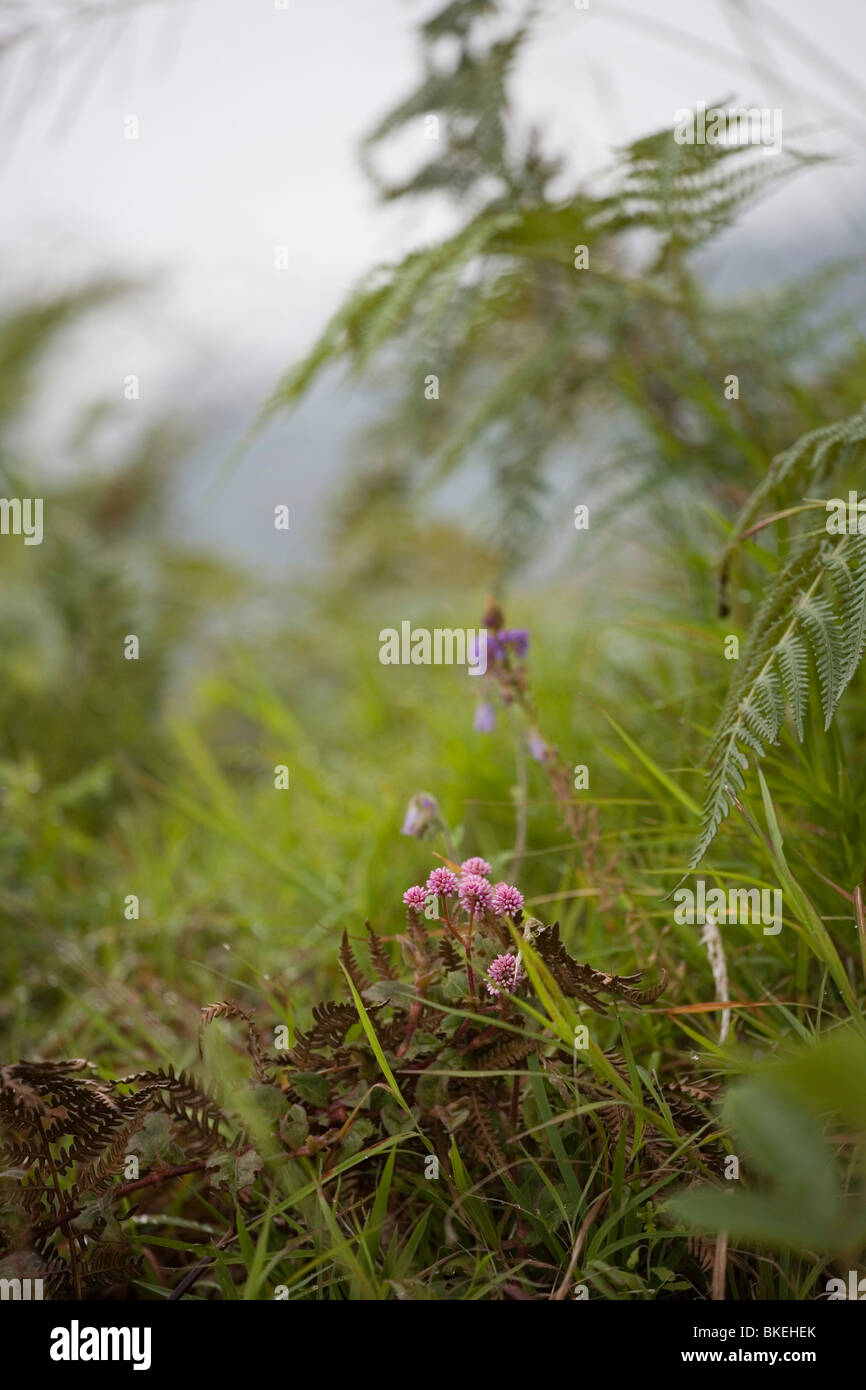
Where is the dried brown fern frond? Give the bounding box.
[463,1085,508,1172]
[199,999,271,1082]
[534,923,667,1012]
[367,1014,408,1054]
[472,1032,541,1071]
[339,930,371,994]
[590,1052,725,1180]
[305,1001,362,1050]
[74,1100,154,1197]
[438,937,461,971]
[0,1059,116,1139]
[366,921,398,981]
[0,1061,129,1193]
[113,1067,226,1156]
[78,1242,140,1291]
[0,1054,262,1301]
[285,1038,330,1072]
[64,1092,147,1167]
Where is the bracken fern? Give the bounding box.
[692,409,866,869]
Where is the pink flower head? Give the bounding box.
[460,857,492,878]
[492,882,524,916]
[486,953,526,996]
[426,867,458,897]
[458,874,494,912]
[402,885,428,909]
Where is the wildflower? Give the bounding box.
[460,857,491,878]
[527,728,549,764]
[400,792,440,839]
[426,867,458,896]
[499,628,530,658]
[492,882,524,916]
[486,953,526,996]
[473,700,496,733]
[458,874,494,912]
[402,885,428,908]
[485,631,505,663]
[467,632,490,668]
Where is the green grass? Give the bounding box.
[3,498,866,1299]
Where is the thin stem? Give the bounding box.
[508,705,528,878]
[465,907,477,1002]
[853,882,866,985]
[509,1075,521,1133]
[35,1159,210,1237]
[435,814,460,866]
[712,1232,729,1301]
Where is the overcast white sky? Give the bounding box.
[1,0,864,557]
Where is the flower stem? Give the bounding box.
[465,907,477,1002]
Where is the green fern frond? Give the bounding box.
[721,405,866,582]
[257,210,517,428]
[797,592,843,728]
[776,630,809,739]
[421,0,498,42]
[601,122,820,258]
[692,527,866,869]
[260,122,817,438]
[838,537,866,681]
[363,34,523,200]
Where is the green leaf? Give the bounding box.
[291,1073,330,1107]
[279,1103,309,1150]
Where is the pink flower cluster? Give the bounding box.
[492,882,523,915]
[486,953,526,996]
[402,885,428,908]
[402,857,524,919]
[460,857,491,877]
[459,873,493,911]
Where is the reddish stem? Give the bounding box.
[464,907,477,1002]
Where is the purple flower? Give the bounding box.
[460,857,491,878]
[402,885,428,908]
[458,874,494,912]
[492,882,524,916]
[473,700,496,733]
[426,867,458,897]
[486,953,526,996]
[527,728,549,764]
[468,632,492,669]
[500,628,530,658]
[400,793,440,839]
